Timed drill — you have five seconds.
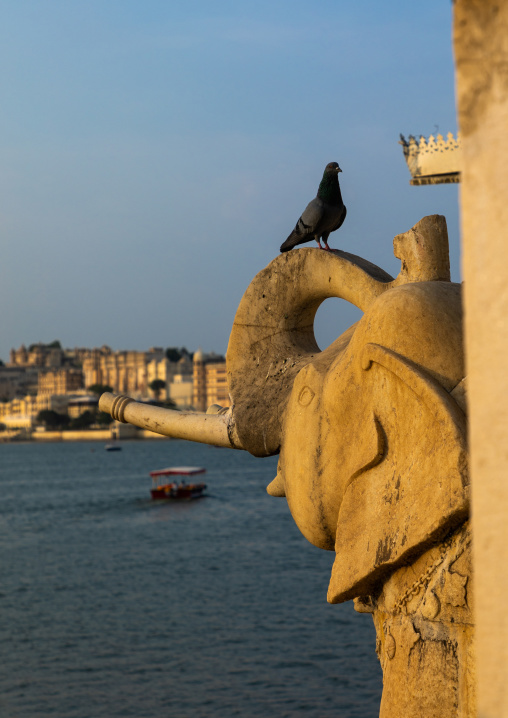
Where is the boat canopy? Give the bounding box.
[149,466,206,478]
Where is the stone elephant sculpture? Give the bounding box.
[100,214,473,717]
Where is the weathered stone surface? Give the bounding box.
[455,2,508,715]
[275,281,467,571]
[392,212,451,283]
[226,247,393,457]
[369,523,475,717]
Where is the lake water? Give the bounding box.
[0,440,382,717]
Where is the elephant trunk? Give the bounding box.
[226,248,394,456]
[98,392,244,450]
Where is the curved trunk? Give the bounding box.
[226,248,394,456]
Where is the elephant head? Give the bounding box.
[100,214,468,604]
[225,214,468,602]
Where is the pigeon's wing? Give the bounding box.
[280,198,324,252]
[330,204,347,232]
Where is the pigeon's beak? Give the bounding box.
[338,167,342,173]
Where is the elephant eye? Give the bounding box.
[298,386,315,406]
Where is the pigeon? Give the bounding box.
[280,162,347,252]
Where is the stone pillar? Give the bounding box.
[454,2,508,715]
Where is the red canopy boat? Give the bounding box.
[149,466,207,500]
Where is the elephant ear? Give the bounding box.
[327,343,469,604]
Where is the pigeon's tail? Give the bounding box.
[280,230,305,253]
[280,237,294,252]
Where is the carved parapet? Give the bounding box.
[400,132,462,185]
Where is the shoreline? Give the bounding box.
[0,428,170,443]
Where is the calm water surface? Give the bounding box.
[0,440,382,717]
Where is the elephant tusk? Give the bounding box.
[98,392,245,450]
[266,473,286,497]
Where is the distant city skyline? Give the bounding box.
[0,340,229,429]
[5,339,200,360]
[0,1,459,363]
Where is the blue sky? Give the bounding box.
[0,0,459,361]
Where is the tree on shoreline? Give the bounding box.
[36,410,70,430]
[149,379,166,400]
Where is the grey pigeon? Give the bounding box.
[280,162,347,252]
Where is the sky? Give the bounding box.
[0,0,460,362]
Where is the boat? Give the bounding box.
[149,466,207,500]
[105,444,122,452]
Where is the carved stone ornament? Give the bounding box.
[99,214,473,717]
[400,132,462,185]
